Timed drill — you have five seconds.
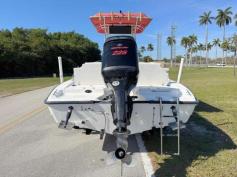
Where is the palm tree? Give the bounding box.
[207,42,212,64]
[199,11,214,66]
[207,43,212,51]
[140,46,146,54]
[213,38,221,60]
[147,43,154,51]
[197,43,204,66]
[216,7,232,64]
[167,36,176,67]
[221,39,230,64]
[181,37,190,66]
[233,35,237,54]
[231,34,237,76]
[146,43,154,61]
[188,34,198,66]
[139,46,146,60]
[139,46,146,61]
[234,14,237,26]
[192,46,198,65]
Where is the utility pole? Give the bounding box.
[157,33,162,60]
[171,25,176,65]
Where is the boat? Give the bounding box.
[45,12,198,161]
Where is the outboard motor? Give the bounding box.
[102,36,139,159]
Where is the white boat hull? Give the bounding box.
[47,100,196,134]
[45,62,198,134]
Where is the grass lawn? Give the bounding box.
[144,68,237,177]
[0,76,71,97]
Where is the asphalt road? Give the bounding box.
[0,87,146,177]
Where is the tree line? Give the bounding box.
[0,28,101,78]
[139,43,154,62]
[166,7,237,68]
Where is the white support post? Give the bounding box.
[159,98,163,155]
[177,58,184,83]
[176,98,180,155]
[58,56,64,84]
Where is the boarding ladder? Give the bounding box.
[159,97,181,155]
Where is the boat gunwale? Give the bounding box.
[45,100,199,105]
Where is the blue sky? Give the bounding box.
[0,0,237,59]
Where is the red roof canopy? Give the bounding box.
[90,12,152,34]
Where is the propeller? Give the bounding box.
[105,131,136,176]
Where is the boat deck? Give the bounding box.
[46,80,197,104]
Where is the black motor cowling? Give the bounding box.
[102,36,139,85]
[102,36,139,134]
